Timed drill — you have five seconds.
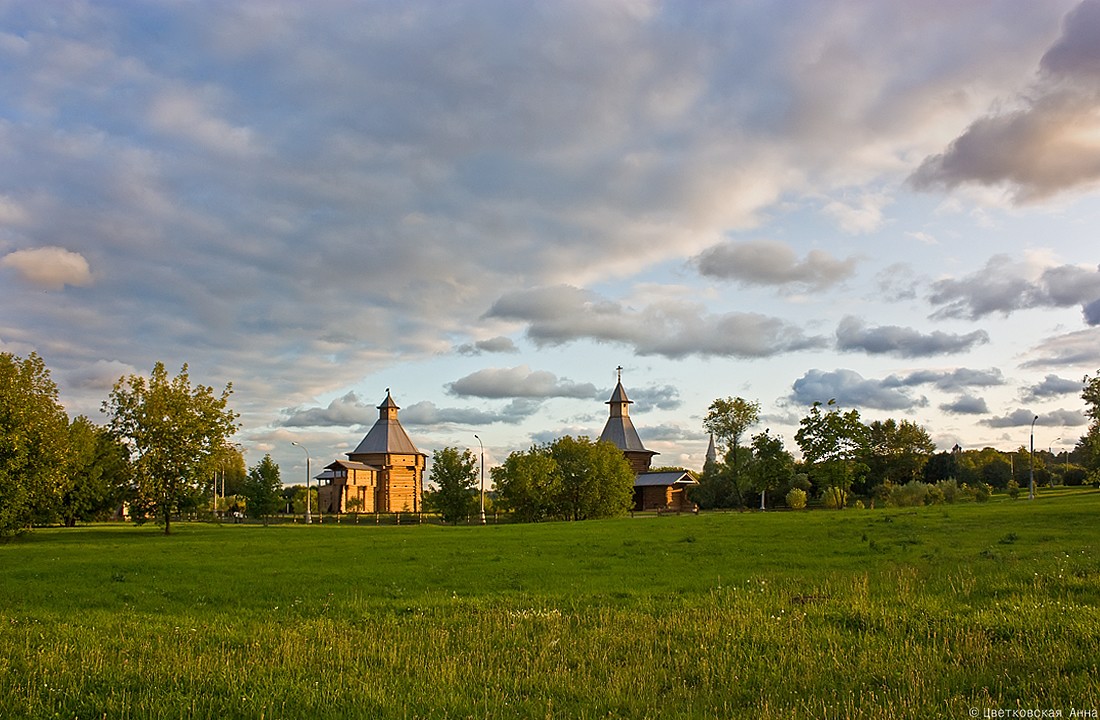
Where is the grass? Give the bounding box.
[1,490,1099,719]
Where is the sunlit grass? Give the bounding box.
[1,490,1098,718]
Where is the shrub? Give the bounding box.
[785,488,807,510]
[1006,479,1020,500]
[936,479,959,504]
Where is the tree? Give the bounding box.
[492,447,562,522]
[60,416,132,527]
[549,436,635,521]
[492,437,634,522]
[102,362,239,535]
[703,397,760,483]
[0,352,70,538]
[795,400,869,508]
[1081,371,1100,477]
[424,447,479,524]
[744,430,795,509]
[863,419,935,490]
[242,454,282,525]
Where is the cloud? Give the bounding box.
[693,240,856,291]
[1085,298,1100,325]
[835,316,989,357]
[1,246,92,290]
[911,1,1100,201]
[939,395,990,415]
[928,255,1100,320]
[982,408,1087,428]
[455,336,519,355]
[447,366,598,400]
[148,89,260,157]
[280,392,377,428]
[882,367,1005,392]
[789,369,926,411]
[63,359,139,392]
[401,398,541,426]
[1021,328,1100,367]
[822,192,891,234]
[486,285,827,359]
[1022,374,1083,400]
[625,384,682,411]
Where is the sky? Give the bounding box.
[2,0,1100,486]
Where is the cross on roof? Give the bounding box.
[616,365,623,383]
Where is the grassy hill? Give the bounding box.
[1,490,1098,718]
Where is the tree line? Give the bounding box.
[0,352,282,538]
[695,376,1100,510]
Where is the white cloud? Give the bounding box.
[447,366,598,400]
[0,246,92,290]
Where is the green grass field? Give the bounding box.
[2,491,1099,719]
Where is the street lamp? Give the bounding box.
[1028,415,1038,501]
[292,441,312,524]
[474,434,486,525]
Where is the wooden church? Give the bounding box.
[598,369,697,512]
[316,390,426,514]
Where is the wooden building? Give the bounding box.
[598,369,658,474]
[633,470,697,512]
[317,390,426,514]
[598,368,698,511]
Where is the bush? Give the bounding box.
[936,479,959,504]
[1006,479,1020,499]
[785,488,807,510]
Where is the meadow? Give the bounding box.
[1,491,1098,719]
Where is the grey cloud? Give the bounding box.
[447,366,598,400]
[693,240,856,291]
[929,256,1100,320]
[911,1,1100,201]
[487,285,826,360]
[280,392,376,428]
[1022,374,1082,401]
[456,336,519,355]
[883,367,1005,392]
[1085,298,1100,325]
[1021,328,1100,367]
[401,399,541,427]
[982,408,1086,429]
[836,316,989,358]
[939,395,990,415]
[790,369,925,411]
[625,384,683,412]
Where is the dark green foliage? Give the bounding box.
[59,416,131,526]
[242,454,282,525]
[424,447,479,524]
[0,352,69,538]
[795,400,869,507]
[493,436,634,521]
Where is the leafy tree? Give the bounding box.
[550,436,635,521]
[492,437,634,522]
[242,454,282,525]
[744,430,795,508]
[1080,370,1100,477]
[863,419,935,490]
[690,454,736,509]
[60,416,132,526]
[703,397,760,485]
[289,485,318,516]
[795,400,869,509]
[424,446,479,524]
[0,352,69,538]
[102,362,239,535]
[492,447,562,522]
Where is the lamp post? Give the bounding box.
[1051,437,1060,487]
[1028,415,1038,501]
[474,434,486,525]
[292,441,312,524]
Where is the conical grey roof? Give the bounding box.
[599,381,656,456]
[347,391,424,457]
